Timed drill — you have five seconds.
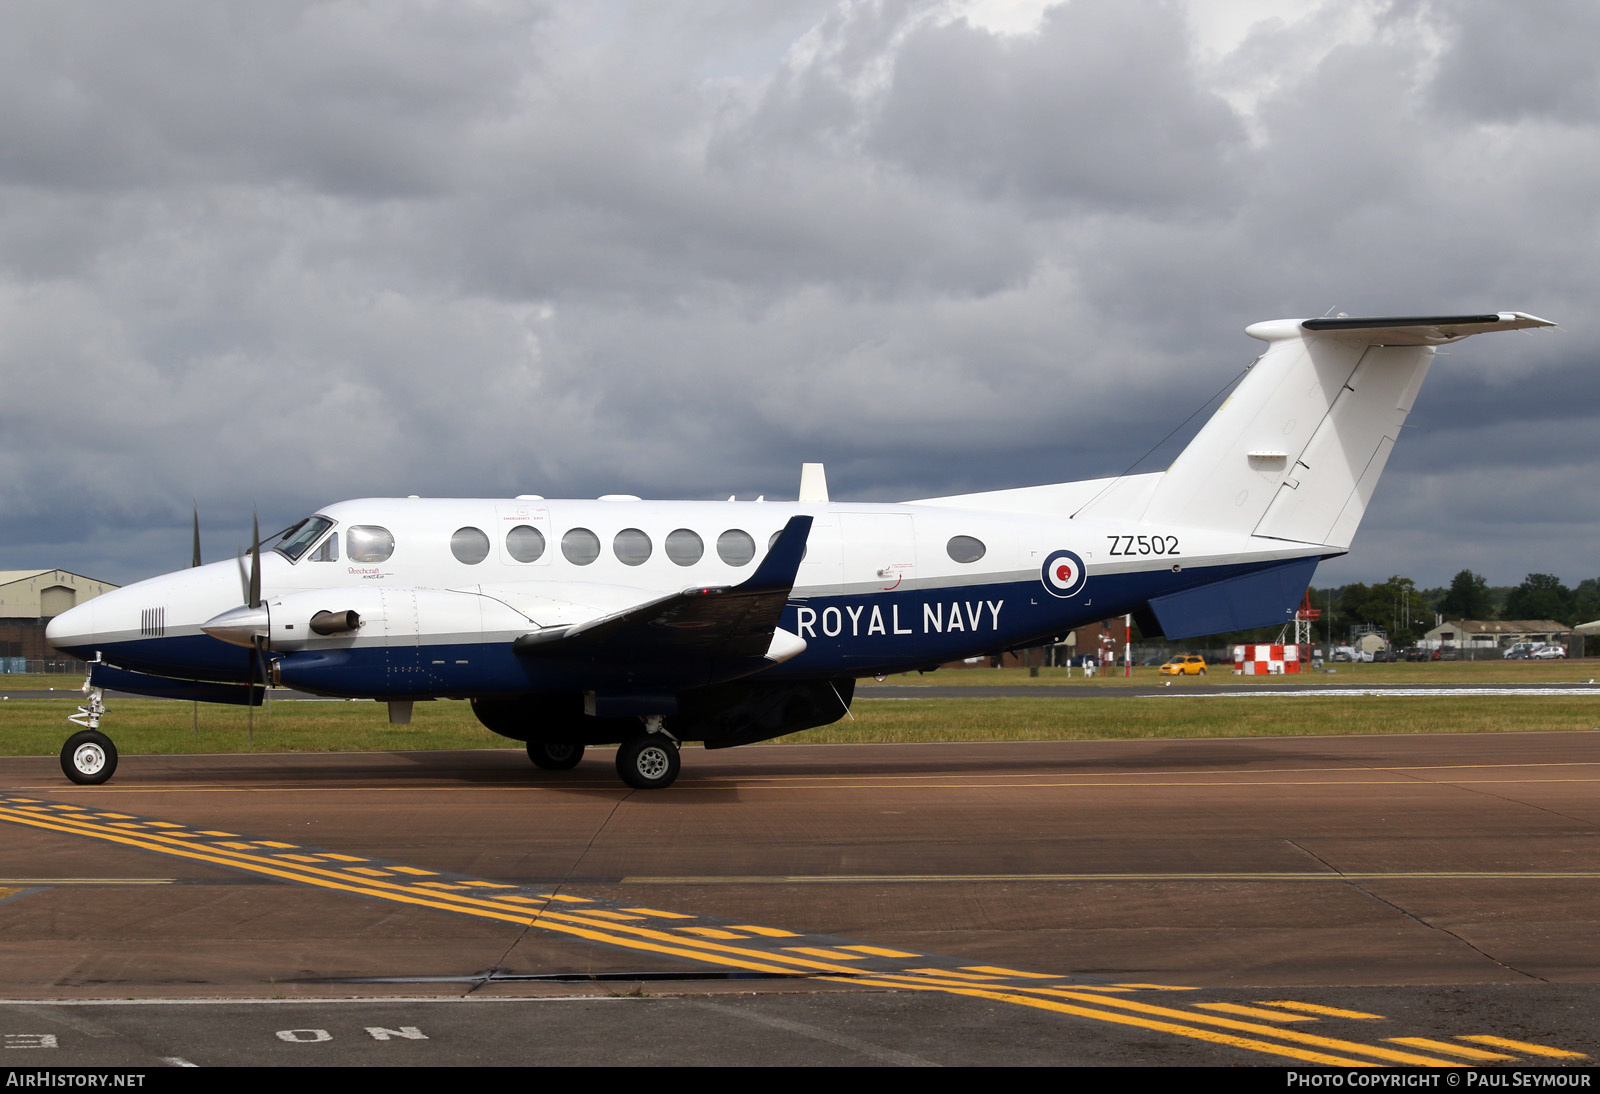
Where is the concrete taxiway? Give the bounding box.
[0,733,1597,1066]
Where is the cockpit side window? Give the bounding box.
[274,517,334,562]
[347,525,395,564]
[310,531,340,562]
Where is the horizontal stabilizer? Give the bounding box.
[1295,312,1554,344]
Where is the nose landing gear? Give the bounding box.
[62,682,118,785]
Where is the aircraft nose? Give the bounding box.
[45,600,97,655]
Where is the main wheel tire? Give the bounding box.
[61,730,117,786]
[527,740,585,771]
[615,734,681,790]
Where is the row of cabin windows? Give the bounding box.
[316,524,987,568]
[492,525,761,567]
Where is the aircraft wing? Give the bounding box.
[510,515,812,677]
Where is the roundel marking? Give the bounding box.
[1041,549,1088,599]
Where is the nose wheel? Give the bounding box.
[61,730,118,786]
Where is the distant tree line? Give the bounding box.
[1308,571,1600,648]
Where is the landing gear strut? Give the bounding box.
[62,681,118,785]
[616,715,680,789]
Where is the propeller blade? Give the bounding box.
[246,635,262,748]
[191,506,202,568]
[246,660,255,746]
[252,509,265,738]
[249,511,261,609]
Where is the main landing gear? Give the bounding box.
[62,683,118,785]
[615,716,681,790]
[521,715,682,789]
[526,740,585,770]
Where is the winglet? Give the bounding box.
[743,515,812,593]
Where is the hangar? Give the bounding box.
[1423,618,1575,657]
[0,569,119,672]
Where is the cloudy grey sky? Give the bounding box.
[0,0,1592,589]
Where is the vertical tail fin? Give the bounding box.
[1129,313,1553,547]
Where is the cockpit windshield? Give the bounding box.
[273,516,335,562]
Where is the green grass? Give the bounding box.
[0,698,504,757]
[860,659,1599,687]
[1,687,1596,758]
[0,675,84,691]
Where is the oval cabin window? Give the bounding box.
[505,525,545,563]
[451,527,491,565]
[613,528,652,566]
[717,529,756,566]
[562,527,601,565]
[665,528,703,565]
[946,535,986,564]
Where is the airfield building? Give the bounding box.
[0,569,119,672]
[1422,619,1573,656]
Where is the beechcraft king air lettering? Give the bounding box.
[45,313,1554,789]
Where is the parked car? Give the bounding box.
[1530,645,1567,659]
[1159,655,1207,676]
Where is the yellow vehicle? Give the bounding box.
[1159,655,1207,676]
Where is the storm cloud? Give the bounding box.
[0,0,1592,589]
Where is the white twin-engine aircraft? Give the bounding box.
[46,313,1553,788]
